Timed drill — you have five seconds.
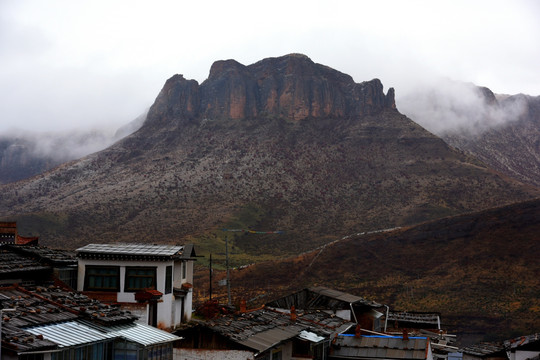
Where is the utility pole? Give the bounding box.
[220,228,284,307]
[209,254,213,301]
[225,235,231,306]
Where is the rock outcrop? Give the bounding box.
[145,53,396,127]
[0,54,537,252]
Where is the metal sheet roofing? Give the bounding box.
[239,326,301,352]
[266,286,382,310]
[76,243,184,257]
[25,320,181,348]
[332,335,430,360]
[25,321,115,347]
[103,322,182,346]
[309,286,382,307]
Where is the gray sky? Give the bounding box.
[1,0,539,134]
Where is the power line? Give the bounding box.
[219,228,284,305]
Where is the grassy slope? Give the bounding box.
[194,199,540,343]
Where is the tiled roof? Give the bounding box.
[2,244,76,266]
[0,250,51,275]
[504,333,540,349]
[0,285,139,354]
[204,307,354,352]
[266,286,381,310]
[460,342,504,356]
[388,311,441,325]
[0,285,138,328]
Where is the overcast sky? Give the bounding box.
[1,0,539,134]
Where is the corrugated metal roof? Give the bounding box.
[332,335,429,360]
[25,320,181,348]
[308,286,383,307]
[309,287,366,304]
[239,326,300,352]
[77,243,184,256]
[25,321,116,347]
[104,322,181,346]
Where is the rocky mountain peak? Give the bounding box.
[1,54,538,256]
[144,54,396,129]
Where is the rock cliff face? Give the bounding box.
[0,54,537,252]
[146,54,395,127]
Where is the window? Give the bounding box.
[272,349,282,360]
[292,339,311,357]
[57,266,77,289]
[165,265,172,294]
[124,267,156,292]
[182,261,187,280]
[84,266,120,291]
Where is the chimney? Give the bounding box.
[402,329,409,341]
[239,299,247,313]
[355,324,361,338]
[290,306,297,322]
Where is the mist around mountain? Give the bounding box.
[399,79,540,187]
[0,54,537,255]
[0,109,147,184]
[3,74,539,193]
[1,54,539,344]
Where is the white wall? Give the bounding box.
[78,258,174,296]
[78,258,180,328]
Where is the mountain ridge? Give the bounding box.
[203,197,540,343]
[0,54,538,253]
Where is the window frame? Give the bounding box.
[164,265,173,294]
[84,265,120,292]
[124,266,157,292]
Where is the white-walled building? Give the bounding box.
[76,243,197,330]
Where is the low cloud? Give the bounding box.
[1,109,146,165]
[397,78,528,137]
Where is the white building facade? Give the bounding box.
[76,243,196,330]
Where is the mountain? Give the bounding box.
[444,92,540,187]
[0,111,147,185]
[0,136,61,184]
[208,198,540,343]
[399,80,540,187]
[0,54,538,254]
